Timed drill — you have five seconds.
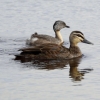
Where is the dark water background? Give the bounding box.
[0,0,100,100]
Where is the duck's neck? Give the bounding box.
[69,45,82,57]
[55,31,63,43]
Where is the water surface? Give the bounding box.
[0,0,100,100]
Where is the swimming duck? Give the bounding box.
[16,31,93,60]
[26,20,70,46]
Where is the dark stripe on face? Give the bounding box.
[75,34,84,39]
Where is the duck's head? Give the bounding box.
[69,31,93,46]
[53,20,70,32]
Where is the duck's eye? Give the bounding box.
[76,34,84,39]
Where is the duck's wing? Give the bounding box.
[32,34,56,41]
[20,44,70,59]
[19,44,61,54]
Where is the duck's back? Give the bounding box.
[26,33,62,46]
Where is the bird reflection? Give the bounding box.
[14,56,93,81]
[69,57,84,81]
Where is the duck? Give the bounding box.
[15,31,93,60]
[26,20,70,46]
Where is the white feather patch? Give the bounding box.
[31,38,38,42]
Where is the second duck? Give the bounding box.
[26,20,70,46]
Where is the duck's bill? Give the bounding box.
[82,38,93,45]
[66,25,70,28]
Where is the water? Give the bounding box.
[0,0,100,100]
